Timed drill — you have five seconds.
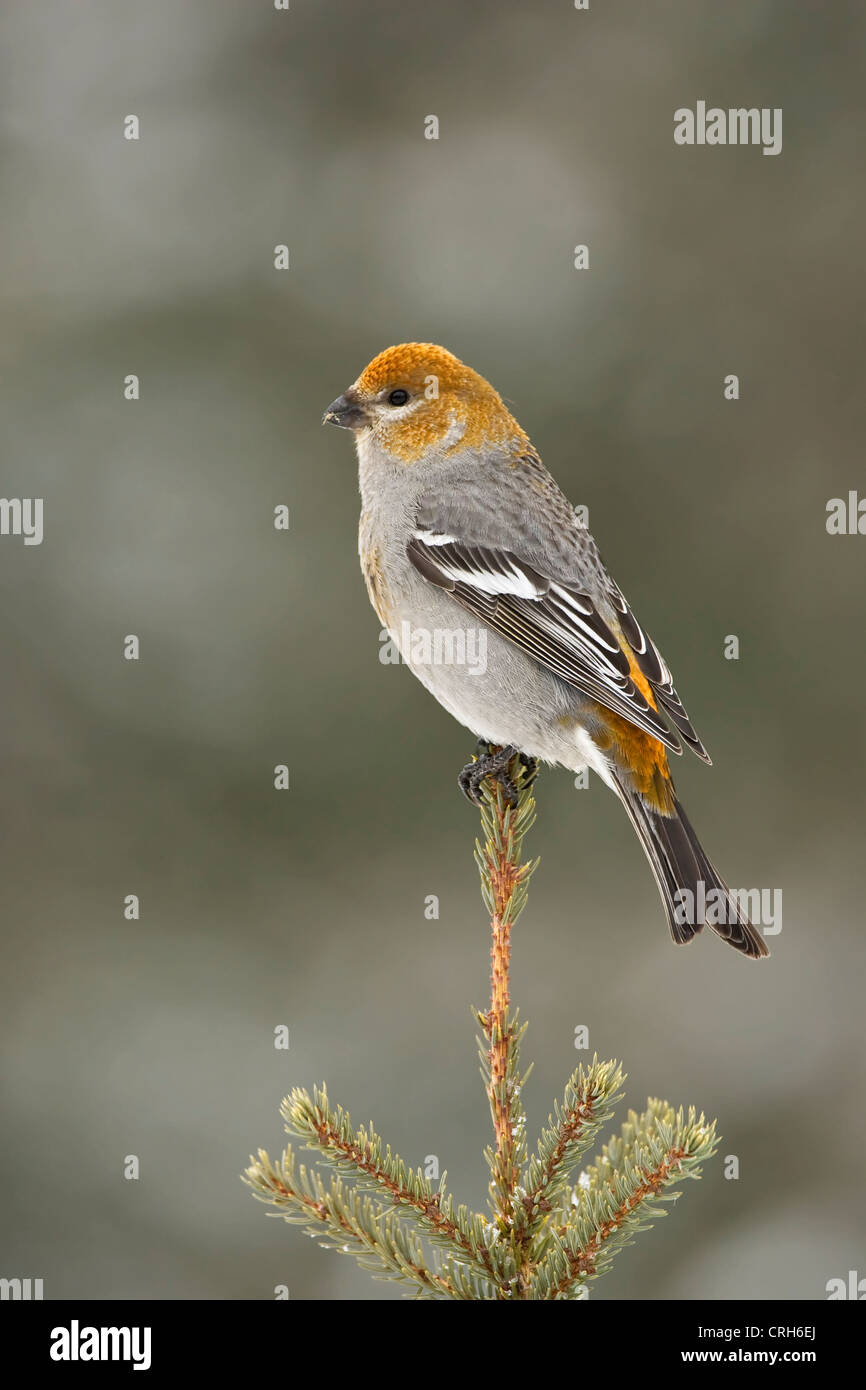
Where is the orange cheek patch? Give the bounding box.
[379,400,460,463]
[380,396,529,464]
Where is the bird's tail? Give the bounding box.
[614,779,769,959]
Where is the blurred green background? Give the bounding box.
[1,0,864,1301]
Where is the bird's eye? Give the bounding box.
[388,389,409,407]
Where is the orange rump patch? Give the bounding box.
[592,706,675,814]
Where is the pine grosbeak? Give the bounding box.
[324,343,768,959]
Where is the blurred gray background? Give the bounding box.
[1,0,864,1300]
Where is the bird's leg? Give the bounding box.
[458,740,523,808]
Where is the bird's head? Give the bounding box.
[322,343,528,463]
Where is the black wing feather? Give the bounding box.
[406,534,708,758]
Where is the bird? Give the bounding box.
[323,343,768,959]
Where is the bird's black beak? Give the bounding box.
[322,390,370,430]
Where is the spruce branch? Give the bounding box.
[473,757,538,1233]
[243,1146,464,1296]
[271,1084,501,1283]
[527,1102,719,1299]
[244,746,721,1300]
[518,1055,625,1249]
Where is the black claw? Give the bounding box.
[458,743,522,808]
[518,753,538,788]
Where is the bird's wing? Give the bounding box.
[406,520,710,762]
[599,572,710,760]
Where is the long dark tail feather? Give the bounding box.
[614,779,769,959]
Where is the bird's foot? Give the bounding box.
[518,752,538,789]
[458,740,535,809]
